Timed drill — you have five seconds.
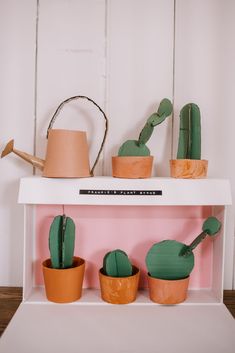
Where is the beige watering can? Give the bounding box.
[1,95,108,178]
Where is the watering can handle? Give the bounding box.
[46,95,108,176]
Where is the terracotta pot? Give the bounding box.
[112,156,153,179]
[42,256,85,303]
[99,266,140,304]
[147,274,190,304]
[170,159,208,179]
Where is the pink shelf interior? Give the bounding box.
[35,204,214,289]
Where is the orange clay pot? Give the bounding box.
[147,274,190,304]
[42,256,85,303]
[99,266,140,304]
[112,156,153,179]
[170,159,208,179]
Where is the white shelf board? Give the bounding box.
[1,302,235,353]
[18,176,232,205]
[25,287,221,305]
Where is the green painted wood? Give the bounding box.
[138,122,154,146]
[182,216,221,256]
[155,98,173,119]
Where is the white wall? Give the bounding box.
[0,0,234,288]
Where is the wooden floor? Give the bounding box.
[0,287,234,337]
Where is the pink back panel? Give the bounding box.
[35,205,213,289]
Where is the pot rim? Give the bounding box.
[112,155,153,159]
[42,256,85,272]
[170,159,208,162]
[48,128,86,134]
[147,273,190,282]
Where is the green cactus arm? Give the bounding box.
[103,249,132,277]
[138,122,154,146]
[180,217,221,257]
[179,231,207,257]
[156,98,173,118]
[138,98,173,145]
[49,215,75,269]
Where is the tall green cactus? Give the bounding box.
[103,249,133,277]
[145,217,221,280]
[177,103,201,159]
[118,98,172,156]
[49,215,75,269]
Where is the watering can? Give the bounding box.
[1,96,108,178]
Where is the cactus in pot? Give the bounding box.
[99,249,140,304]
[170,102,208,178]
[145,216,221,304]
[112,98,172,178]
[42,214,85,303]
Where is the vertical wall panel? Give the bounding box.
[0,0,37,285]
[105,0,174,176]
[36,0,106,176]
[174,0,235,288]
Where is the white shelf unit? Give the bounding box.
[1,176,235,353]
[18,176,231,305]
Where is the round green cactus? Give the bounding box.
[145,217,221,280]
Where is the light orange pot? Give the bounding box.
[42,256,85,303]
[99,266,140,304]
[170,159,208,179]
[147,274,190,304]
[112,156,153,179]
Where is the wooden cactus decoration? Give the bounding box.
[145,217,221,280]
[177,103,201,159]
[49,215,75,269]
[103,249,133,277]
[118,98,172,156]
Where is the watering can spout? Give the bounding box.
[1,139,45,171]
